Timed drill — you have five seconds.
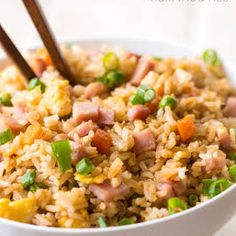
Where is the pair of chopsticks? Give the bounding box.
[0,0,77,85]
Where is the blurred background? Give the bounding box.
[0,0,235,235]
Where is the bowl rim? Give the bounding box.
[0,36,235,234]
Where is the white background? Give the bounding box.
[0,0,235,235]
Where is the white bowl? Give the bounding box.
[0,38,235,236]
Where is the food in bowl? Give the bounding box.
[0,45,235,229]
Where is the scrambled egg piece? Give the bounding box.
[0,66,27,93]
[58,210,89,228]
[75,173,105,185]
[0,198,37,223]
[43,78,72,117]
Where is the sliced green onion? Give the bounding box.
[188,194,199,207]
[28,78,46,93]
[167,197,187,215]
[69,179,78,189]
[103,52,119,71]
[98,217,107,228]
[159,96,177,110]
[29,182,48,192]
[131,91,145,105]
[98,70,125,90]
[0,128,14,146]
[153,57,163,62]
[76,158,95,175]
[202,179,215,195]
[229,165,236,182]
[51,140,72,172]
[21,170,36,189]
[0,92,12,106]
[144,89,156,103]
[131,85,156,105]
[230,152,236,162]
[118,218,134,226]
[202,49,221,66]
[208,179,230,198]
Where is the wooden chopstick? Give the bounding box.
[0,24,36,80]
[22,0,77,85]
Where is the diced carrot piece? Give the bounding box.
[91,129,112,154]
[177,115,196,142]
[36,48,53,66]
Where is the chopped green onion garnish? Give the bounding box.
[131,85,156,105]
[144,88,156,103]
[98,217,107,228]
[202,179,214,195]
[51,140,72,172]
[76,158,95,175]
[98,70,125,90]
[29,182,48,192]
[28,78,46,93]
[21,170,36,189]
[103,52,119,71]
[118,218,134,226]
[202,49,221,66]
[0,128,14,146]
[131,91,145,105]
[230,152,236,162]
[0,92,12,106]
[208,179,230,198]
[153,57,163,62]
[229,165,236,182]
[167,197,187,215]
[188,194,199,207]
[159,96,177,110]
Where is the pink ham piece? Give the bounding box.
[130,57,154,86]
[127,105,150,121]
[133,128,156,154]
[0,114,22,134]
[68,121,97,140]
[89,182,129,202]
[53,133,67,141]
[70,141,86,166]
[73,101,99,124]
[98,108,115,126]
[204,155,226,173]
[31,57,48,76]
[225,97,236,117]
[84,82,107,99]
[218,129,232,150]
[156,181,186,200]
[156,182,174,200]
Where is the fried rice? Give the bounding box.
[0,44,235,228]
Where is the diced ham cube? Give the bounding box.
[70,142,86,166]
[156,180,186,200]
[89,182,129,202]
[73,102,99,124]
[53,133,67,141]
[91,129,112,154]
[156,181,175,200]
[218,128,232,150]
[84,82,107,99]
[133,128,156,154]
[225,97,236,117]
[31,57,48,76]
[130,57,154,86]
[0,114,22,134]
[98,108,115,126]
[204,155,226,173]
[127,105,150,121]
[68,121,97,140]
